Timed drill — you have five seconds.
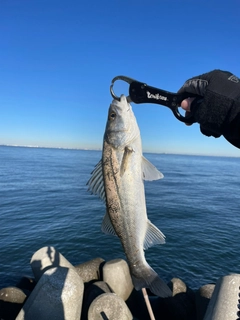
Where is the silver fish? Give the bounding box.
[87,95,172,298]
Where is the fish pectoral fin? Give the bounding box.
[120,146,134,176]
[143,220,166,250]
[101,212,117,236]
[87,159,106,202]
[142,156,164,181]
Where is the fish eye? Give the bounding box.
[109,111,116,120]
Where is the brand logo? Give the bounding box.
[228,75,239,83]
[147,91,168,101]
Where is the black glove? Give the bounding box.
[178,69,240,149]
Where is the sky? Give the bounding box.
[0,0,240,157]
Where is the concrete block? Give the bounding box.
[16,266,84,320]
[103,259,134,301]
[81,281,112,319]
[204,274,240,320]
[169,277,187,296]
[74,257,104,283]
[30,246,75,282]
[0,287,27,320]
[195,284,215,320]
[88,292,133,320]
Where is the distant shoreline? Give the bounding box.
[0,144,239,158]
[0,144,101,151]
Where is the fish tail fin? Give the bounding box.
[132,265,172,298]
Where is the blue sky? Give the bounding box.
[1,0,240,156]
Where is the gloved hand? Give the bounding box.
[178,69,240,149]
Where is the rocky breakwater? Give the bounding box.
[0,246,216,320]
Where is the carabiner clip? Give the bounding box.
[110,75,136,101]
[110,75,202,124]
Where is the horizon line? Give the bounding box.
[0,144,239,158]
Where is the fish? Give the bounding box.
[87,94,172,298]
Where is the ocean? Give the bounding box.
[0,145,240,291]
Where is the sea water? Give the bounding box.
[0,146,239,290]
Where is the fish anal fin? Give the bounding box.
[101,212,117,236]
[143,220,166,250]
[142,156,164,181]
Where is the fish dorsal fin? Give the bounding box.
[142,156,164,181]
[101,212,117,236]
[143,220,166,250]
[87,159,106,202]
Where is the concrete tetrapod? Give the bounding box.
[0,287,27,319]
[74,257,105,283]
[88,292,133,320]
[103,259,134,301]
[204,273,240,320]
[30,246,76,281]
[16,266,84,320]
